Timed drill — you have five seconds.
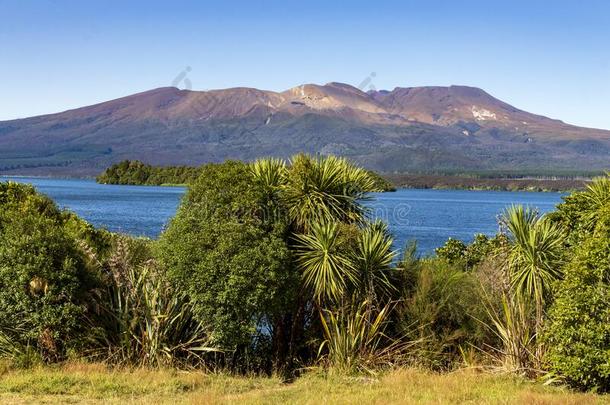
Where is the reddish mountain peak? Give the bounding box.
[280,82,383,114]
[375,85,498,103]
[368,85,536,126]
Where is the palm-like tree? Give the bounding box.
[250,158,287,197]
[580,174,610,229]
[280,154,377,231]
[501,205,565,332]
[295,220,397,306]
[251,154,401,369]
[295,221,356,304]
[351,221,397,304]
[251,154,378,231]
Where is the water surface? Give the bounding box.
[1,177,185,238]
[369,189,563,254]
[1,177,565,254]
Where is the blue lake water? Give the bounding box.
[0,177,565,255]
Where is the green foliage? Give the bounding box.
[158,161,297,354]
[350,221,396,303]
[97,159,395,193]
[435,234,503,270]
[89,236,216,367]
[96,160,202,185]
[549,173,610,245]
[155,155,392,371]
[500,205,565,335]
[4,160,608,388]
[398,256,487,369]
[281,154,377,230]
[0,182,102,361]
[318,300,410,374]
[295,221,357,304]
[295,220,397,306]
[544,177,610,392]
[435,238,468,264]
[482,293,536,373]
[365,170,396,192]
[249,155,399,371]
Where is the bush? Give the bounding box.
[549,174,610,246]
[545,205,610,392]
[0,182,102,361]
[158,162,298,361]
[436,234,503,270]
[435,238,467,264]
[398,257,488,369]
[86,235,213,367]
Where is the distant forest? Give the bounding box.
[96,160,202,186]
[96,160,598,192]
[96,160,397,191]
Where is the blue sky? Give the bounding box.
[1,0,609,129]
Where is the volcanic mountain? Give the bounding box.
[1,83,608,175]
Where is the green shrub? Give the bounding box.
[318,300,409,374]
[0,182,101,361]
[435,238,467,264]
[365,170,396,192]
[549,174,610,246]
[436,234,503,270]
[398,257,487,369]
[158,162,297,358]
[545,205,610,392]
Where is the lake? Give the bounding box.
[0,177,565,255]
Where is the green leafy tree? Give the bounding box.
[158,161,297,361]
[162,155,399,371]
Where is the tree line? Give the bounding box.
[96,159,397,191]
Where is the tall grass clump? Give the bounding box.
[480,293,536,374]
[318,300,412,374]
[397,253,489,370]
[85,236,216,368]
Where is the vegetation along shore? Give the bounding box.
[96,159,602,192]
[383,173,594,192]
[1,154,609,403]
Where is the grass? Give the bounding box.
[0,363,606,404]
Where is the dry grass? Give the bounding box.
[0,362,606,404]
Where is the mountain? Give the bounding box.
[1,83,608,175]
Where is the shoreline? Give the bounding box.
[1,174,587,193]
[383,174,591,193]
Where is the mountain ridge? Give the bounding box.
[1,83,608,175]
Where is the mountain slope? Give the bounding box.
[0,83,608,175]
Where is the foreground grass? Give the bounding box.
[0,363,606,404]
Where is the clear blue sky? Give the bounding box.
[1,0,609,129]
